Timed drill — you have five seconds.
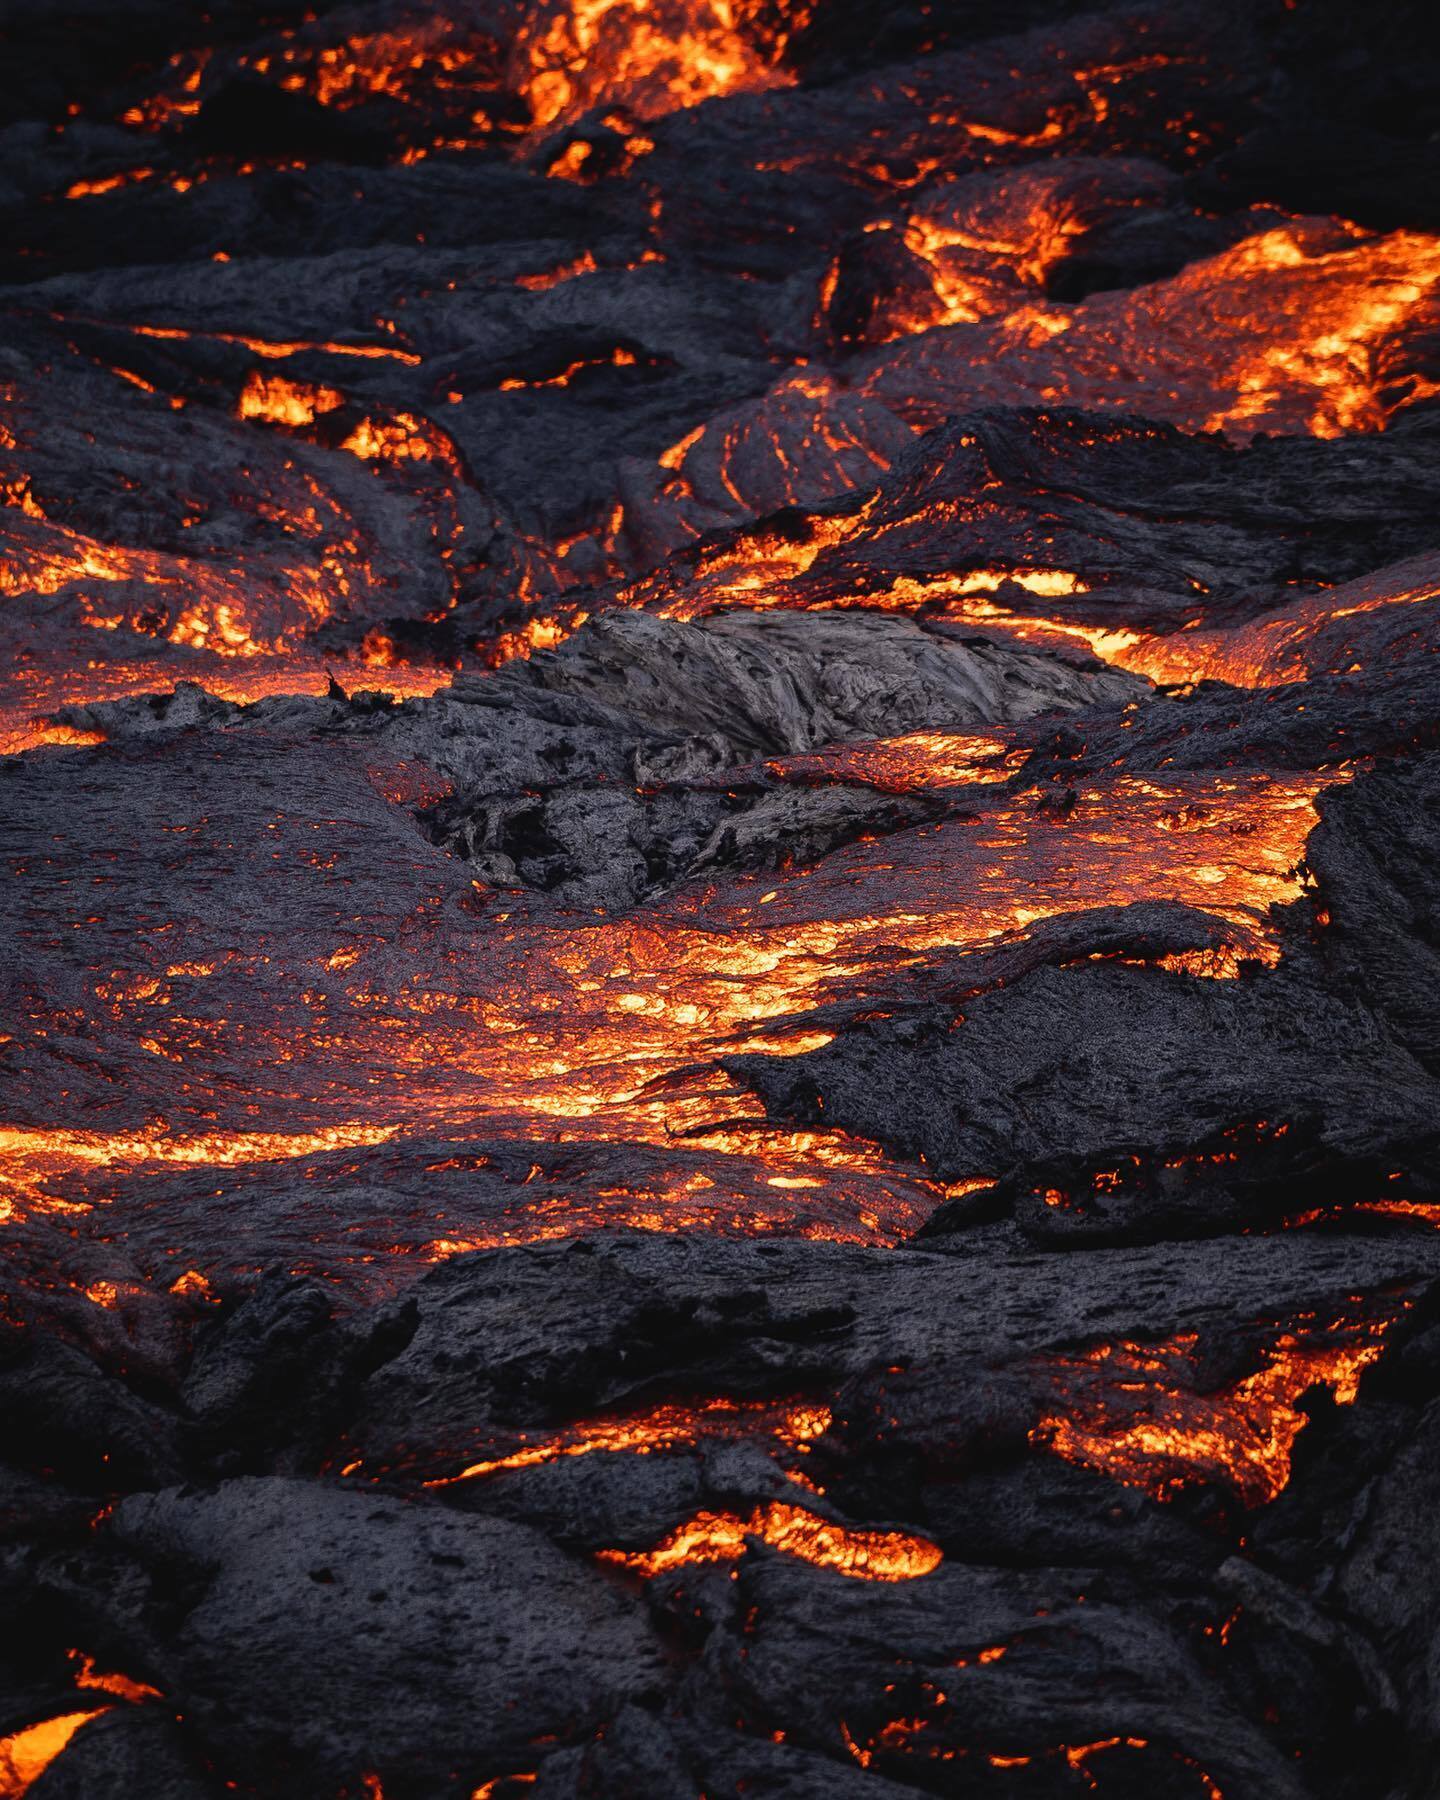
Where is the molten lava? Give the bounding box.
[0,755,1336,1261]
[69,1652,162,1704]
[512,0,802,133]
[1033,1308,1400,1508]
[0,1713,106,1799]
[419,1396,830,1487]
[598,1499,942,1581]
[236,372,345,429]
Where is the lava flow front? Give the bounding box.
[3,2,1440,1797]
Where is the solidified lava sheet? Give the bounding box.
[6,4,1440,1799]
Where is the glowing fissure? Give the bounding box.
[641,548,1440,697]
[598,1498,942,1580]
[0,659,456,759]
[841,1719,1224,1796]
[757,730,1021,792]
[117,321,422,365]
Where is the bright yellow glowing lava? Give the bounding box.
[1198,227,1440,439]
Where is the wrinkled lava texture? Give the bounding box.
[6,2,1440,1797]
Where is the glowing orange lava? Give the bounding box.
[598,1499,941,1580]
[339,413,461,471]
[0,1712,106,1799]
[236,372,345,428]
[2,763,1336,1259]
[756,730,1021,793]
[108,321,422,365]
[860,221,1440,444]
[1033,1309,1399,1508]
[0,1124,398,1223]
[419,1396,830,1486]
[841,1719,1223,1796]
[1108,555,1440,689]
[0,658,456,757]
[70,1651,162,1704]
[513,0,801,135]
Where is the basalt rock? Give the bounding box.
[89,1478,667,1799]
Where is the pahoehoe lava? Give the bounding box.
[4,2,1440,1796]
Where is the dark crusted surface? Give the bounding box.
[6,2,1440,1797]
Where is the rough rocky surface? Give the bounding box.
[5,2,1440,1797]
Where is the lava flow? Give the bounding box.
[5,3,1440,1797]
[403,1394,831,1487]
[597,1500,943,1581]
[1031,1306,1402,1509]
